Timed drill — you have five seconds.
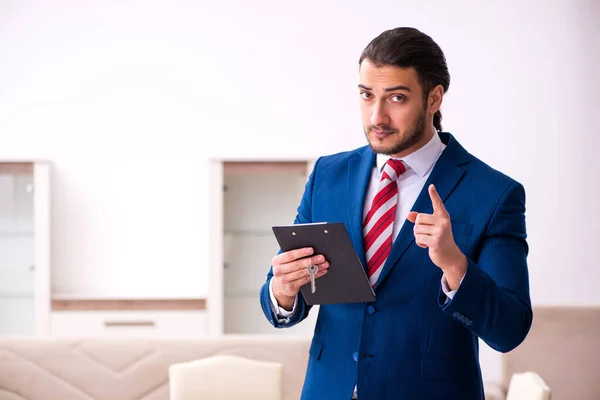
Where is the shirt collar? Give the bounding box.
[376,130,444,178]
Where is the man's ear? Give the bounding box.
[428,85,444,113]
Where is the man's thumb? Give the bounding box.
[407,211,419,223]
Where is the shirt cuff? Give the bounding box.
[269,279,298,322]
[441,273,464,301]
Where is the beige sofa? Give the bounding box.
[0,335,310,400]
[1,306,598,400]
[502,306,600,399]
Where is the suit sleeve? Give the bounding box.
[440,182,533,352]
[259,157,321,328]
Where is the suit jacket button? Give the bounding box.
[453,312,460,319]
[353,352,359,362]
[366,305,376,315]
[466,320,473,326]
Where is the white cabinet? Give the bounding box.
[49,298,207,338]
[51,310,207,339]
[208,160,319,336]
[0,162,51,336]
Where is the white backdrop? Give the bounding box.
[0,0,598,382]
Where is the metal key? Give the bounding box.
[307,263,319,293]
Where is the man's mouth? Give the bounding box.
[371,129,394,139]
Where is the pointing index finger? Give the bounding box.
[428,184,448,216]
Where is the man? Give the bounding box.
[259,27,532,400]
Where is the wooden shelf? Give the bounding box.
[51,298,207,311]
[0,163,33,174]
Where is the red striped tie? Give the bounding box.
[363,159,406,283]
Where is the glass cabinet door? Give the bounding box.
[220,161,319,335]
[0,163,35,335]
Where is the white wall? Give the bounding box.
[0,0,598,382]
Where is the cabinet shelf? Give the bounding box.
[0,292,34,298]
[0,231,34,238]
[224,229,274,237]
[224,292,261,298]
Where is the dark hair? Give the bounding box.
[359,27,450,131]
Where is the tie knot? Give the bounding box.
[381,159,406,181]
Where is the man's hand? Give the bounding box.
[271,247,329,311]
[407,184,467,290]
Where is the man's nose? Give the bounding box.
[370,103,389,127]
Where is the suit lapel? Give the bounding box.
[347,147,376,269]
[373,132,470,290]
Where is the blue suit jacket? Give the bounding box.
[260,132,532,400]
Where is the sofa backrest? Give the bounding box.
[503,306,600,400]
[0,335,310,400]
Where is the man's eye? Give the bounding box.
[360,92,372,100]
[391,95,405,102]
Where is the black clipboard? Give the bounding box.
[271,222,375,305]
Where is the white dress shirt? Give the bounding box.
[269,130,459,321]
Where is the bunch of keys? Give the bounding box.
[307,263,319,293]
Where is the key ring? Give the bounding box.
[307,263,319,275]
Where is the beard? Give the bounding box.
[364,108,427,156]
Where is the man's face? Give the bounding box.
[359,59,431,158]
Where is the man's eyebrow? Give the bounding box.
[358,84,412,92]
[384,85,411,92]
